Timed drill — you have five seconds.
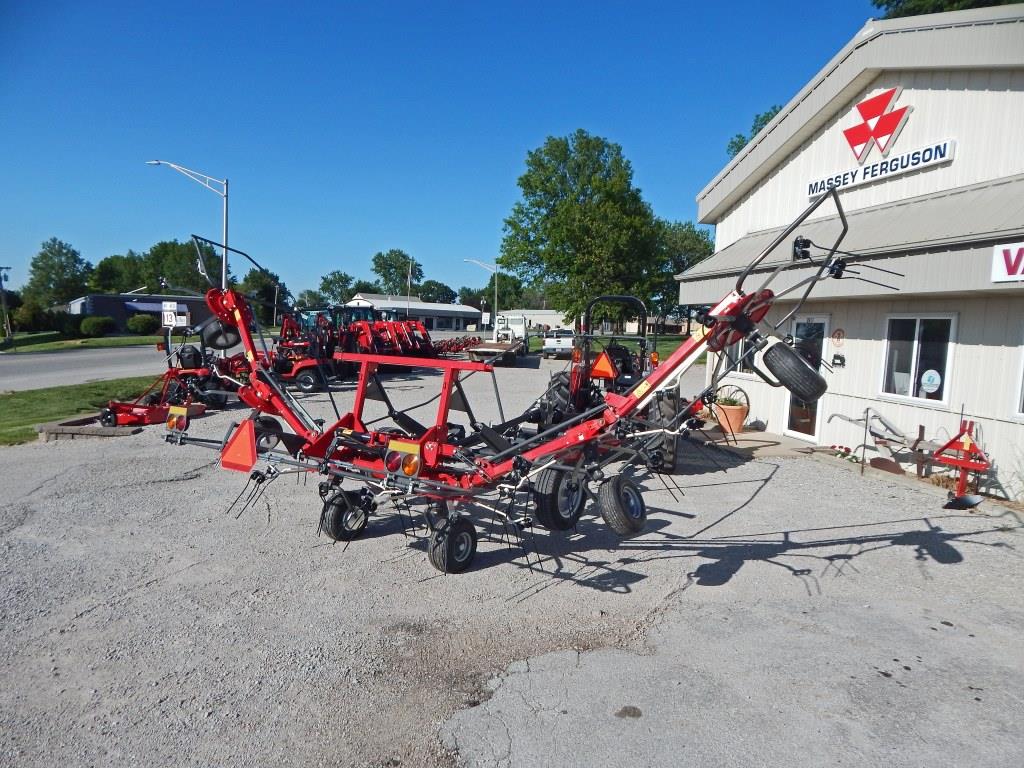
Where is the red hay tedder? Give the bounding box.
[166,190,884,573]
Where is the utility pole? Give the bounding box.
[272,284,279,327]
[0,267,12,342]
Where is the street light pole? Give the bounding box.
[464,259,499,342]
[0,267,12,341]
[147,160,229,290]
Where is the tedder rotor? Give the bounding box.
[166,189,871,573]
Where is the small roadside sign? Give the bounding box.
[162,311,176,327]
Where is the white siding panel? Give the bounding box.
[707,295,1024,498]
[715,69,1024,250]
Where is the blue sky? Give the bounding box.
[0,1,877,294]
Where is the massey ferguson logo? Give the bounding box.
[842,87,912,164]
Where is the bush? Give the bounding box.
[13,302,48,332]
[79,315,116,337]
[51,311,82,338]
[126,313,161,334]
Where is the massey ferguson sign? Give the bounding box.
[806,88,955,197]
[992,242,1024,283]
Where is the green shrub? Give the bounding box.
[51,311,82,338]
[80,315,116,337]
[126,313,161,334]
[13,302,48,332]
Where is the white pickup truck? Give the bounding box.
[541,329,575,359]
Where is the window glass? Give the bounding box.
[914,319,951,400]
[884,319,916,396]
[883,317,952,400]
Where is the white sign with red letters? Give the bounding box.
[992,242,1024,283]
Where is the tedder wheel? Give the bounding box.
[295,370,319,393]
[321,490,369,541]
[763,342,827,403]
[202,379,229,409]
[99,409,118,428]
[254,415,284,453]
[532,468,585,531]
[428,517,477,573]
[597,476,647,536]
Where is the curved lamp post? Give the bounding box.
[147,160,229,290]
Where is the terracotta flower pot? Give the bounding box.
[714,403,749,436]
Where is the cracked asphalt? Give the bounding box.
[2,358,1022,767]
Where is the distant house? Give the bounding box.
[67,293,213,331]
[346,292,481,331]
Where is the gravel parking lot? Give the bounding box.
[2,357,1021,767]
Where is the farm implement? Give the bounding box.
[166,189,872,573]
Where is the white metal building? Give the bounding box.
[346,292,481,331]
[680,6,1024,500]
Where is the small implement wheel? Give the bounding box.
[321,490,369,541]
[597,476,647,536]
[99,409,118,428]
[532,468,585,531]
[295,370,319,393]
[254,415,284,453]
[763,342,827,403]
[202,379,229,409]
[428,517,477,573]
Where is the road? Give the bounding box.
[0,346,170,391]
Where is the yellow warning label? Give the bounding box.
[387,438,420,455]
[168,405,188,416]
[634,380,651,399]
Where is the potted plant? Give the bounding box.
[713,394,749,436]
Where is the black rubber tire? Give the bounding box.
[295,370,319,393]
[763,342,827,403]
[532,468,586,531]
[99,409,118,428]
[254,415,283,453]
[427,517,477,573]
[142,392,162,406]
[202,379,229,409]
[597,476,647,536]
[321,490,369,541]
[651,391,679,473]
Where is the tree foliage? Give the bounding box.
[726,105,783,158]
[650,220,714,314]
[871,0,1011,17]
[418,279,457,304]
[295,289,328,308]
[239,268,289,324]
[144,240,224,295]
[351,278,382,295]
[319,270,354,304]
[371,249,422,296]
[23,238,93,306]
[500,129,661,321]
[89,251,147,293]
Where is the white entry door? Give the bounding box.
[784,315,829,441]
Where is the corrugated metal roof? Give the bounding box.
[681,175,1024,281]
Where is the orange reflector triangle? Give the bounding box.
[222,419,257,472]
[591,351,620,380]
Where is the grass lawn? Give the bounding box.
[2,333,165,353]
[0,375,157,445]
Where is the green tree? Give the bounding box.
[871,0,1011,17]
[351,279,382,295]
[727,105,783,158]
[458,286,485,309]
[239,268,289,324]
[319,270,354,304]
[89,251,147,293]
[650,220,714,314]
[295,289,328,308]
[23,238,93,306]
[500,129,661,321]
[418,279,457,304]
[371,249,422,296]
[144,240,224,294]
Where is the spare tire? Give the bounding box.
[763,342,827,403]
[201,320,241,350]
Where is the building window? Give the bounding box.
[882,316,953,401]
[726,337,756,374]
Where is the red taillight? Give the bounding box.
[571,347,582,364]
[385,451,403,473]
[166,415,187,431]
